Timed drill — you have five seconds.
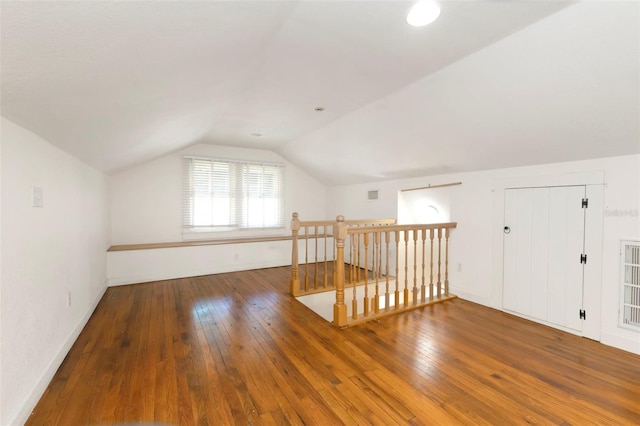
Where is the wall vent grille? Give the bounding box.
[620,240,640,330]
[367,190,379,201]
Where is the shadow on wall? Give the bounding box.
[397,186,451,224]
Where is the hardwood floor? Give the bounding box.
[27,266,640,425]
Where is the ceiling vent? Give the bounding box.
[368,190,379,201]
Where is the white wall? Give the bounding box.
[398,186,451,224]
[0,117,110,425]
[327,155,640,354]
[108,143,326,285]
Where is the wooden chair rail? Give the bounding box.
[108,234,315,252]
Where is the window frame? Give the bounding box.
[182,155,286,239]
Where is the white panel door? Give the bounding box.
[503,186,585,332]
[503,188,549,317]
[530,188,551,321]
[547,186,585,331]
[503,188,532,315]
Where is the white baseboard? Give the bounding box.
[600,329,640,355]
[10,284,107,426]
[454,286,640,356]
[449,286,491,307]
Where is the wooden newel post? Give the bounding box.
[290,212,301,296]
[333,215,348,327]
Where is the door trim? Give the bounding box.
[491,171,604,340]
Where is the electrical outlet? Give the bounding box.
[66,291,71,308]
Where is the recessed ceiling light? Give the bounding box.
[407,1,441,27]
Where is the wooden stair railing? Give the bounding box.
[289,212,396,297]
[290,213,457,328]
[338,220,457,327]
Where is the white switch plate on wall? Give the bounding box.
[32,186,44,207]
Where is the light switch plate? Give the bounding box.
[32,186,44,207]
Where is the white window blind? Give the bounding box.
[182,156,285,232]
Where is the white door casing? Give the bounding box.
[492,172,604,341]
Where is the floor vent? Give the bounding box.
[621,240,640,330]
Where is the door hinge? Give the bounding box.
[579,309,586,320]
[582,198,588,208]
[580,254,587,264]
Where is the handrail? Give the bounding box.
[344,218,397,226]
[346,222,457,234]
[295,218,396,228]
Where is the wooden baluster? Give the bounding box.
[437,228,442,298]
[363,232,370,317]
[404,230,409,307]
[350,233,355,283]
[378,231,383,310]
[333,216,348,327]
[352,234,358,319]
[331,241,338,288]
[378,230,383,279]
[363,233,369,283]
[429,228,434,300]
[395,231,400,309]
[314,226,318,290]
[357,234,362,282]
[304,226,309,291]
[412,230,418,305]
[445,227,450,296]
[349,234,354,285]
[349,234,358,284]
[348,234,353,287]
[385,231,390,311]
[373,232,380,314]
[323,225,328,288]
[421,228,426,303]
[290,212,300,296]
[332,230,336,287]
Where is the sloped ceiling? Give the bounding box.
[1,1,638,185]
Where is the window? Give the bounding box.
[182,156,285,234]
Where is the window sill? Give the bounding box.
[182,227,286,241]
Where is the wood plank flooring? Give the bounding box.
[26,266,640,425]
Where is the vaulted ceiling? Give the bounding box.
[2,1,638,185]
